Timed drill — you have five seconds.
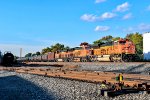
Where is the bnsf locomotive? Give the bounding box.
[19,39,136,62]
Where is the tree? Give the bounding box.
[32,53,36,57]
[42,47,52,54]
[51,43,65,52]
[93,39,103,44]
[126,32,143,54]
[112,37,121,41]
[93,35,114,44]
[101,35,113,42]
[36,51,41,56]
[25,53,32,57]
[41,43,70,54]
[64,46,70,50]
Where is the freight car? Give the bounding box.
[19,39,136,62]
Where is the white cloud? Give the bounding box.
[95,25,110,31]
[95,0,106,4]
[80,14,98,22]
[122,13,132,20]
[116,2,129,12]
[100,12,116,19]
[138,23,150,31]
[123,23,150,33]
[81,12,116,22]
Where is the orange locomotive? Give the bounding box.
[55,39,136,62]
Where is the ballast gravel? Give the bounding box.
[79,62,150,75]
[0,71,150,100]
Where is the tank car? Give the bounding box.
[2,52,14,66]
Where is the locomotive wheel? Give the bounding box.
[63,59,67,62]
[109,55,114,62]
[55,59,58,62]
[122,55,129,62]
[82,59,85,62]
[80,58,83,62]
[84,59,87,62]
[91,59,96,62]
[68,58,71,62]
[81,58,87,62]
[128,55,133,62]
[65,59,69,62]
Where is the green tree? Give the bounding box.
[25,53,32,57]
[93,39,103,44]
[64,46,70,50]
[112,37,121,41]
[32,53,36,57]
[93,35,115,44]
[51,43,65,52]
[41,43,70,54]
[126,32,143,54]
[101,35,113,42]
[36,51,41,56]
[42,47,52,54]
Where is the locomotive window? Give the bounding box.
[119,41,126,45]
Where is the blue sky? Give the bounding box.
[0,0,150,56]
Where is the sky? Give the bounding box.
[0,0,150,56]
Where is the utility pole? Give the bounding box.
[20,48,22,58]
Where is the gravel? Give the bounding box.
[79,62,150,75]
[22,62,150,75]
[0,71,150,100]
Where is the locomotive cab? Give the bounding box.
[111,39,136,62]
[118,39,135,54]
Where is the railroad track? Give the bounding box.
[0,66,150,97]
[25,61,150,65]
[0,67,150,87]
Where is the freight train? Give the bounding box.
[0,51,15,66]
[18,39,136,62]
